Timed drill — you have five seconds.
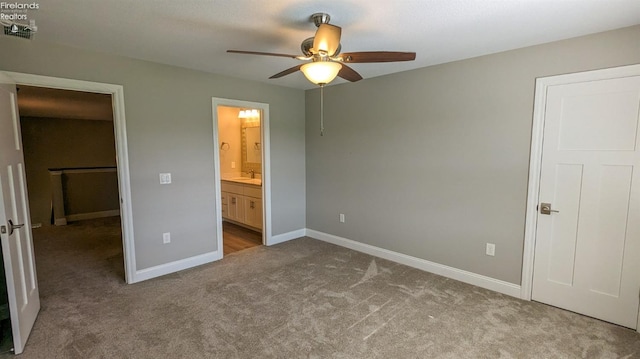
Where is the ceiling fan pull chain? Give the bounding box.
[320,84,325,136]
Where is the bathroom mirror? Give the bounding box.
[241,125,261,173]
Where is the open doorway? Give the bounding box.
[218,106,263,254]
[0,84,125,355]
[17,86,120,229]
[15,84,128,282]
[0,72,135,353]
[2,72,136,285]
[212,98,272,256]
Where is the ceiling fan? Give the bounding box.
[227,13,416,86]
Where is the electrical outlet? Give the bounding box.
[486,243,495,256]
[339,213,345,223]
[231,161,236,169]
[163,232,171,244]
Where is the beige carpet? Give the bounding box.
[4,217,639,358]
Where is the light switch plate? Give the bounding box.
[163,232,171,244]
[159,173,171,184]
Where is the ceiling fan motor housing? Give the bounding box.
[301,37,341,58]
[301,37,314,57]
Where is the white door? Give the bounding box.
[0,74,40,353]
[532,73,640,329]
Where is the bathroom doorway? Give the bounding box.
[212,98,272,255]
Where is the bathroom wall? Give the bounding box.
[217,106,242,177]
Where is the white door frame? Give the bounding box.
[520,64,640,332]
[212,98,272,250]
[2,71,137,284]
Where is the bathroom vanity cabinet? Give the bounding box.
[221,180,262,231]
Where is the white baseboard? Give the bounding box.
[132,227,306,283]
[306,229,522,298]
[268,228,306,246]
[132,250,222,283]
[67,209,120,222]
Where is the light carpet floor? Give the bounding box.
[4,217,639,358]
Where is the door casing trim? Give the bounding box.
[211,97,272,252]
[2,71,137,284]
[521,63,640,332]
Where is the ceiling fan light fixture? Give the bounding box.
[300,61,342,85]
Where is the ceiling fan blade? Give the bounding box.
[313,24,342,56]
[337,64,363,82]
[340,51,416,63]
[269,64,303,79]
[227,50,299,59]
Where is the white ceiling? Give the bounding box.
[14,0,640,89]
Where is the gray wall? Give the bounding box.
[306,25,640,285]
[20,117,118,226]
[62,171,119,216]
[1,37,306,271]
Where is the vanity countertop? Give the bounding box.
[221,177,262,186]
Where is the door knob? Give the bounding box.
[540,202,560,215]
[1,219,25,235]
